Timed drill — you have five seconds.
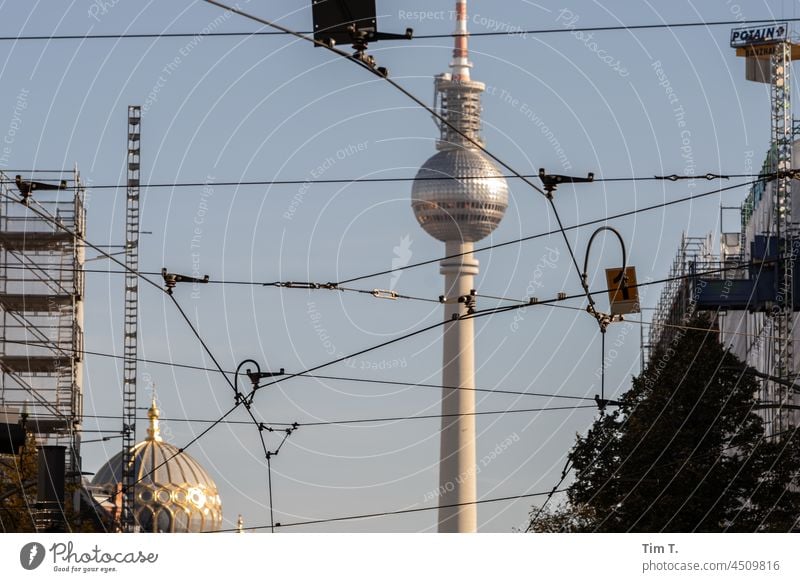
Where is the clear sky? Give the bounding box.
[0,0,791,532]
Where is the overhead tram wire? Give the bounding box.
[337,177,763,285]
[2,255,779,391]
[202,1,767,319]
[479,301,785,343]
[0,177,765,291]
[525,457,574,532]
[197,1,560,210]
[81,403,595,431]
[97,403,243,505]
[206,487,570,532]
[463,258,780,322]
[1,16,798,42]
[0,337,598,402]
[0,172,764,190]
[0,193,271,502]
[87,285,531,501]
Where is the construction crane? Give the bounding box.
[120,105,141,532]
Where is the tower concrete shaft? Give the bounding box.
[412,0,507,533]
[437,240,478,532]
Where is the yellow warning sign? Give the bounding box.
[605,267,640,315]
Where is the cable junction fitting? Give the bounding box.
[655,173,730,181]
[371,289,398,300]
[269,281,337,290]
[161,268,209,294]
[457,289,478,314]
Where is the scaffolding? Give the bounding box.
[0,169,85,476]
[769,41,796,436]
[646,233,718,361]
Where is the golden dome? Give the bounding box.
[91,399,223,533]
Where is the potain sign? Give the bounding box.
[730,23,788,48]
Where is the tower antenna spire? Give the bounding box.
[451,0,472,81]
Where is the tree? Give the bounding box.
[0,434,39,532]
[1,435,111,532]
[529,314,800,532]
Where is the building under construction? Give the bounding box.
[0,169,85,477]
[647,143,800,436]
[647,26,800,436]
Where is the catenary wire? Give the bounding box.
[0,17,797,42]
[0,192,272,508]
[1,255,778,396]
[0,337,597,402]
[524,425,800,532]
[198,0,554,205]
[77,403,595,428]
[0,172,764,190]
[337,178,762,284]
[0,177,763,289]
[207,487,570,532]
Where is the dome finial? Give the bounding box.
[147,391,162,442]
[237,514,245,533]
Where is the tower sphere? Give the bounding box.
[411,148,508,243]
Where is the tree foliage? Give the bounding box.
[0,434,39,532]
[1,436,110,532]
[530,315,800,532]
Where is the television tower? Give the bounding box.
[411,0,509,532]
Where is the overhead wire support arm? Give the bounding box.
[538,168,595,199]
[161,268,209,295]
[200,0,552,199]
[235,359,286,409]
[234,358,294,534]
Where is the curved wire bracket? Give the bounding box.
[581,226,628,321]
